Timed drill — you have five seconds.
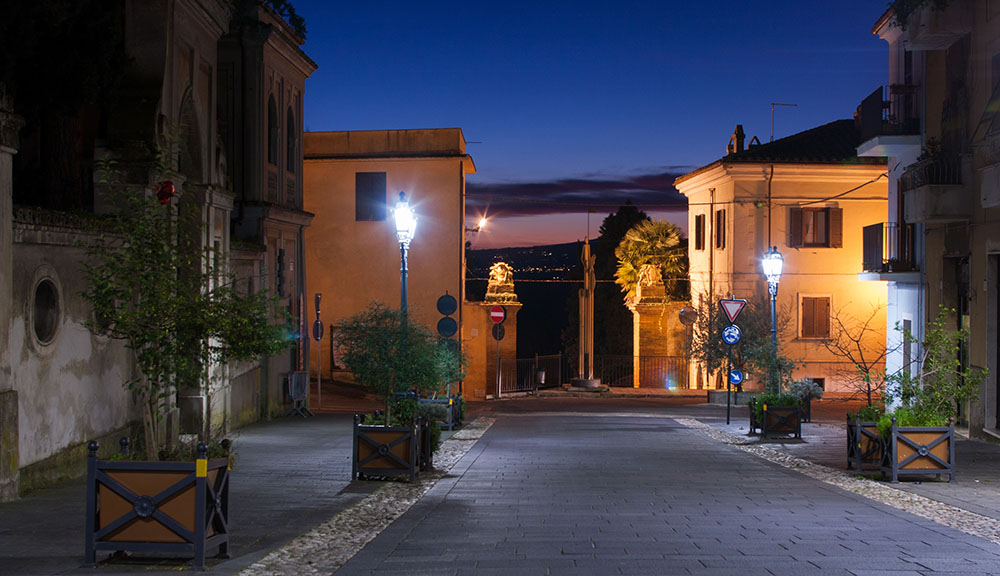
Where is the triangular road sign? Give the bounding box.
[719,298,747,324]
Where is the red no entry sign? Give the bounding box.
[490,305,506,324]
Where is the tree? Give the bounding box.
[886,306,983,425]
[613,219,688,305]
[333,302,462,425]
[824,304,888,407]
[82,164,293,460]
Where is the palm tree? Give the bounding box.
[614,219,688,306]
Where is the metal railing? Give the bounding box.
[900,153,962,192]
[499,354,691,393]
[862,222,917,273]
[858,85,921,142]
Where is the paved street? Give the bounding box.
[3,397,1000,575]
[337,402,1000,576]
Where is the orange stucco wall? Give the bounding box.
[303,129,474,389]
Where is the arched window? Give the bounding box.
[267,95,278,165]
[286,107,296,173]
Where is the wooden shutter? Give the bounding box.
[789,207,803,247]
[802,297,830,338]
[829,207,843,248]
[695,214,705,250]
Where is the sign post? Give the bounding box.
[719,297,747,425]
[491,306,505,398]
[313,293,324,410]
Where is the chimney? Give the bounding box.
[727,125,746,155]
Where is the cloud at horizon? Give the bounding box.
[467,168,690,215]
[464,168,693,248]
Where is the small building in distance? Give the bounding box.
[675,121,889,393]
[303,129,482,396]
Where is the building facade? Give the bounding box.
[858,3,1000,439]
[0,0,312,500]
[676,122,888,392]
[302,129,478,397]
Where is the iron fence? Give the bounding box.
[500,354,690,391]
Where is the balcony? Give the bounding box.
[902,3,972,51]
[857,86,922,158]
[861,222,919,282]
[900,154,971,223]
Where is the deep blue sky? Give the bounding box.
[294,1,890,248]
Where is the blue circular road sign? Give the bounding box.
[722,324,742,345]
[729,369,744,385]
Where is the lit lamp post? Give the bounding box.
[761,246,783,392]
[394,191,416,317]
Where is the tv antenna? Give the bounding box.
[770,103,797,142]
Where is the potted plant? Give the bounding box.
[878,306,984,483]
[81,157,292,568]
[751,390,803,439]
[335,302,463,481]
[788,378,823,423]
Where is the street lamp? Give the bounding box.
[394,191,416,315]
[761,246,783,345]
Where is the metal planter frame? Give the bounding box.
[846,415,882,472]
[761,404,802,439]
[353,416,421,482]
[881,418,955,483]
[84,442,230,570]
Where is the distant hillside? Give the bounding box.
[467,239,618,282]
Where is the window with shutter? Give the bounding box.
[789,206,842,248]
[801,296,831,338]
[714,209,726,249]
[355,172,387,221]
[694,214,705,251]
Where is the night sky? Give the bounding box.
[294,1,890,248]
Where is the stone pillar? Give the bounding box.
[631,280,689,389]
[1,92,23,500]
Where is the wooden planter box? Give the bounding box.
[84,442,230,570]
[353,415,421,482]
[748,398,761,435]
[418,396,462,431]
[800,397,813,423]
[881,419,955,483]
[846,415,881,471]
[762,404,802,439]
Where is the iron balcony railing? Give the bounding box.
[899,153,962,193]
[858,85,921,142]
[862,222,917,273]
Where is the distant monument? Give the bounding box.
[571,237,602,389]
[485,262,518,303]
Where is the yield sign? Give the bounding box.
[719,298,747,324]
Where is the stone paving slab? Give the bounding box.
[0,414,374,576]
[336,410,1000,576]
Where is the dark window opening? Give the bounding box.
[714,209,726,249]
[694,214,705,251]
[356,172,387,221]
